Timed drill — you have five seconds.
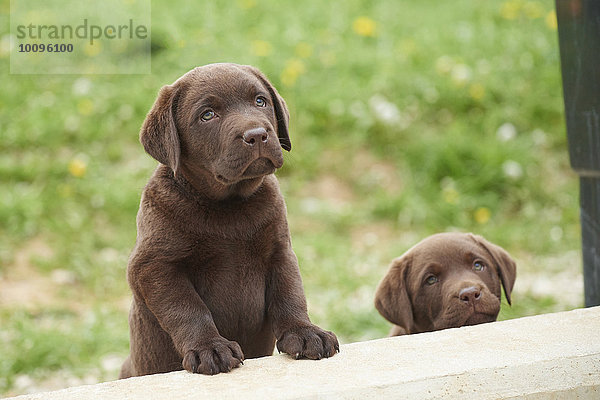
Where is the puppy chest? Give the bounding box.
[188,250,271,335]
[204,276,268,338]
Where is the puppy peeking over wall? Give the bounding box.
[120,63,338,378]
[375,233,516,336]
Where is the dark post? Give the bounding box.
[556,0,600,307]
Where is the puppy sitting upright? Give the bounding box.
[120,64,338,378]
[375,233,516,336]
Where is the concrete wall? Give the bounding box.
[8,306,600,399]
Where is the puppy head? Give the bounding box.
[140,63,291,193]
[467,233,516,305]
[375,233,516,334]
[374,255,414,334]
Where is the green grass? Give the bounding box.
[0,0,583,395]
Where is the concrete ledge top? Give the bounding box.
[9,307,600,400]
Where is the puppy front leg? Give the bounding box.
[131,262,244,374]
[267,250,339,360]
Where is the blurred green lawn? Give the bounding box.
[0,0,583,396]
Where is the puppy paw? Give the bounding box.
[276,325,339,360]
[182,337,244,375]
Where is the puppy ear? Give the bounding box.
[374,256,414,333]
[469,234,517,305]
[139,84,181,173]
[241,65,291,151]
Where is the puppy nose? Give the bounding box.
[459,286,482,304]
[243,127,268,145]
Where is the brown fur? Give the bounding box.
[375,233,516,336]
[120,63,338,378]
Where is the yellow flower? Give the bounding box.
[443,188,460,205]
[474,207,491,224]
[280,59,305,87]
[77,99,94,116]
[251,40,273,57]
[469,83,485,101]
[523,1,544,19]
[353,16,377,37]
[83,41,102,57]
[546,10,557,30]
[68,158,87,178]
[500,0,521,20]
[237,0,256,9]
[295,42,313,59]
[435,56,454,75]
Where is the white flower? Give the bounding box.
[64,115,80,132]
[300,198,321,214]
[369,94,400,124]
[455,23,473,42]
[502,160,523,179]
[72,78,92,96]
[550,226,563,242]
[451,64,472,85]
[497,122,517,141]
[532,128,547,146]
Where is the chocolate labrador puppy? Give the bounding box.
[119,63,338,378]
[375,233,516,336]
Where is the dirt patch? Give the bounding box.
[352,149,404,195]
[0,237,57,309]
[514,250,584,307]
[7,371,100,397]
[349,222,409,256]
[318,147,403,196]
[300,174,356,207]
[516,270,583,307]
[503,250,584,308]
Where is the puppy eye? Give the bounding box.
[201,110,216,121]
[473,261,485,271]
[255,96,267,107]
[425,275,438,285]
